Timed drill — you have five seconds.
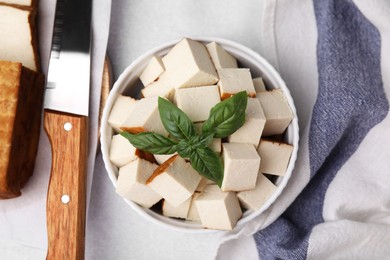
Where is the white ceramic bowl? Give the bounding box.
[100,37,299,233]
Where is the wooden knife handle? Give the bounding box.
[44,109,88,260]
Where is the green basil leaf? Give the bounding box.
[120,131,178,155]
[188,147,224,187]
[188,133,215,149]
[202,91,248,138]
[158,97,196,141]
[176,132,215,158]
[196,132,215,148]
[176,140,193,158]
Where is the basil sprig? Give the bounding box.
[120,131,178,155]
[120,91,248,187]
[158,97,196,141]
[202,91,248,138]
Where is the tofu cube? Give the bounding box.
[116,158,162,208]
[195,184,242,230]
[257,89,294,136]
[153,153,177,165]
[147,155,202,207]
[195,177,215,192]
[194,122,221,153]
[187,192,202,222]
[237,173,277,210]
[162,38,219,89]
[139,55,165,86]
[162,197,192,219]
[108,95,136,132]
[221,143,260,191]
[0,5,39,71]
[121,97,168,136]
[218,68,256,100]
[206,42,238,69]
[257,139,293,176]
[175,85,221,122]
[208,138,222,154]
[253,77,267,92]
[109,134,137,167]
[141,72,175,100]
[228,98,266,147]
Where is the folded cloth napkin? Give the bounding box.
[218,0,390,260]
[217,0,390,259]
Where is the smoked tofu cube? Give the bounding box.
[208,138,222,154]
[228,98,266,147]
[195,185,242,230]
[108,95,136,132]
[187,192,202,222]
[1,0,37,7]
[121,97,168,136]
[0,5,40,71]
[141,72,175,100]
[206,42,238,69]
[147,155,202,207]
[257,139,293,176]
[257,89,294,136]
[237,173,277,210]
[116,158,162,208]
[217,68,256,100]
[195,177,215,192]
[221,143,260,191]
[162,38,219,89]
[162,197,192,219]
[139,55,165,86]
[253,77,267,92]
[109,134,137,167]
[0,61,44,199]
[174,85,220,122]
[194,122,222,153]
[153,153,177,165]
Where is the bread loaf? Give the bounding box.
[0,60,44,199]
[0,3,40,72]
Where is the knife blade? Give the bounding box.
[44,0,92,259]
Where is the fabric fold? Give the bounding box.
[253,0,390,259]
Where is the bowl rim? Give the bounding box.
[100,36,299,233]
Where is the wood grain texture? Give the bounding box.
[98,56,112,139]
[44,109,88,260]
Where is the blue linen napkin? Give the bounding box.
[254,0,389,259]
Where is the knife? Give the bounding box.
[44,0,92,259]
